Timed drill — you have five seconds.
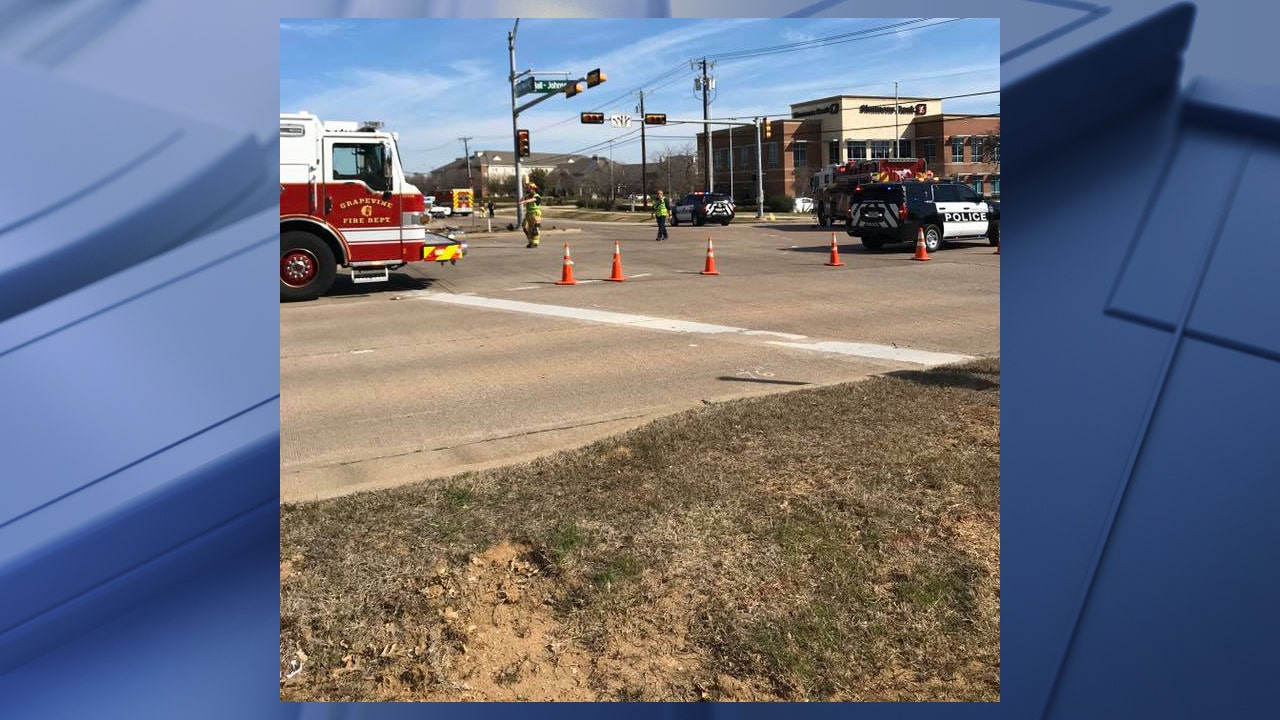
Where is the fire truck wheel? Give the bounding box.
[280,231,336,302]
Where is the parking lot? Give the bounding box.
[280,217,999,502]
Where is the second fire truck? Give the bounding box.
[810,158,931,227]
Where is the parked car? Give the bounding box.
[670,192,735,226]
[793,196,814,213]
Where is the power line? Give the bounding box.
[708,18,964,62]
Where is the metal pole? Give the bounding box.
[755,117,764,219]
[638,90,648,209]
[894,81,899,159]
[461,137,474,227]
[728,118,734,201]
[700,58,713,192]
[509,20,523,228]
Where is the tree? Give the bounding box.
[527,168,550,193]
[977,123,1000,170]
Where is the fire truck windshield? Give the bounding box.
[332,142,389,192]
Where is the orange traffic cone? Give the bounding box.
[912,228,931,262]
[555,243,577,285]
[700,237,720,276]
[606,241,628,282]
[825,232,845,267]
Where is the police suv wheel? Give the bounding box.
[671,214,679,226]
[923,225,942,253]
[861,237,884,251]
[281,231,336,302]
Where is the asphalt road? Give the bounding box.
[281,216,1000,502]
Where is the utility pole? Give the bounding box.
[695,58,714,192]
[508,20,523,227]
[637,89,648,208]
[754,117,764,219]
[460,136,474,226]
[728,119,735,201]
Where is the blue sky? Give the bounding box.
[280,18,999,174]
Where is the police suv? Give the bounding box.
[671,192,735,226]
[846,181,999,252]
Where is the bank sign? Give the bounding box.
[859,103,929,116]
[793,101,929,118]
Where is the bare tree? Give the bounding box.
[654,143,700,196]
[977,123,1000,171]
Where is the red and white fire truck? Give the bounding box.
[810,158,931,227]
[280,112,465,301]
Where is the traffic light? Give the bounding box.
[564,81,585,98]
[643,114,667,125]
[580,112,605,124]
[517,129,530,157]
[586,68,607,88]
[763,118,771,140]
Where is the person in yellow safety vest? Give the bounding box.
[519,182,542,248]
[653,189,670,241]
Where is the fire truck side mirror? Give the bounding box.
[382,191,393,201]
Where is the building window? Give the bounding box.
[828,140,840,165]
[993,142,1000,164]
[898,139,911,159]
[846,140,864,161]
[991,178,1000,196]
[972,137,985,164]
[740,147,750,167]
[973,178,984,195]
[951,137,965,163]
[717,149,729,168]
[792,142,807,167]
[767,142,779,168]
[920,138,936,162]
[870,140,891,159]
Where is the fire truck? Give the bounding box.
[434,188,474,216]
[280,112,465,301]
[810,158,931,227]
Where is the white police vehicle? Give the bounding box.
[847,181,999,252]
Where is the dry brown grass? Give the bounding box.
[280,357,1000,701]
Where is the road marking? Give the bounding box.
[415,292,969,366]
[766,341,972,366]
[349,349,374,355]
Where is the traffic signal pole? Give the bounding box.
[755,118,764,219]
[508,20,523,228]
[637,90,648,207]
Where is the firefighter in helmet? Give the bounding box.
[519,182,542,248]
